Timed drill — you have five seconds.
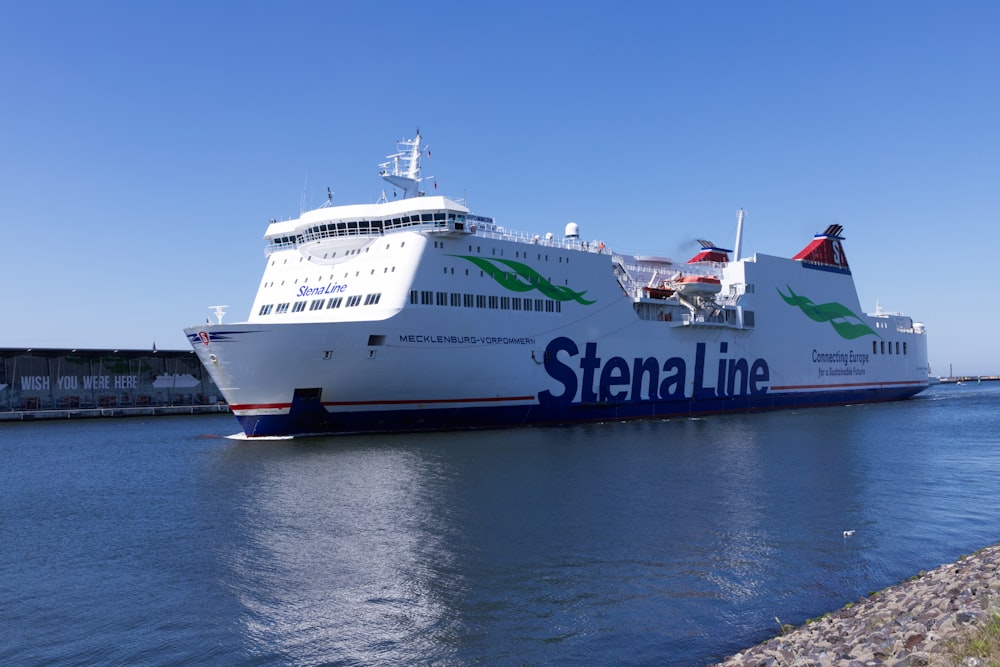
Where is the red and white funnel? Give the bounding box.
[792,224,850,272]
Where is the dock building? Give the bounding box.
[0,348,225,420]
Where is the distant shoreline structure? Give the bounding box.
[0,347,226,421]
[0,403,230,422]
[938,376,999,384]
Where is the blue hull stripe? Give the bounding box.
[235,386,927,438]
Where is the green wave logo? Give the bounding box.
[777,285,878,340]
[451,255,596,305]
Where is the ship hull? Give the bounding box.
[185,280,929,438]
[183,136,929,438]
[224,382,925,438]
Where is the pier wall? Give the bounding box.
[0,347,225,420]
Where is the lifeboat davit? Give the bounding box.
[676,275,722,296]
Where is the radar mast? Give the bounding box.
[378,131,427,199]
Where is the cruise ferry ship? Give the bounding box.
[184,133,929,437]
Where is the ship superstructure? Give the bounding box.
[184,133,929,437]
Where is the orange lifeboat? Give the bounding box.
[676,275,722,296]
[642,284,675,299]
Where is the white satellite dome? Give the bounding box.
[564,222,580,238]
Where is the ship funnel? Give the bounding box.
[686,239,731,264]
[792,225,850,272]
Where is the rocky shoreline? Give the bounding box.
[712,543,1000,666]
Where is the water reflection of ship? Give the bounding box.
[215,442,454,663]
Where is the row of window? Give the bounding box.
[257,289,565,317]
[874,340,907,355]
[267,212,474,254]
[258,293,383,316]
[301,212,465,243]
[431,239,573,263]
[409,290,563,313]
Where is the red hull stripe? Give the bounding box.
[230,403,291,411]
[231,383,926,412]
[231,394,536,411]
[325,395,536,407]
[771,380,928,391]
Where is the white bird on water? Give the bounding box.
[843,530,856,538]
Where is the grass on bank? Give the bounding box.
[946,612,1000,666]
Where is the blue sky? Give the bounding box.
[2,1,997,376]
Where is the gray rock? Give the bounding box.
[710,543,1000,666]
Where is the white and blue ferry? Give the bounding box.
[185,133,929,437]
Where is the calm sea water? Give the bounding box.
[2,383,1000,666]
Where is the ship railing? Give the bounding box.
[617,261,719,279]
[265,239,299,255]
[676,308,752,329]
[677,313,729,326]
[872,312,924,335]
[611,259,638,295]
[267,217,621,256]
[470,222,612,254]
[613,257,724,301]
[300,226,386,243]
[265,225,390,255]
[265,228,386,255]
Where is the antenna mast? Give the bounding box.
[208,305,229,325]
[378,131,426,198]
[733,209,746,262]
